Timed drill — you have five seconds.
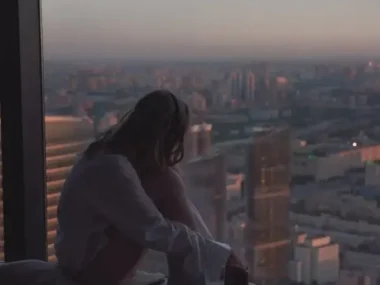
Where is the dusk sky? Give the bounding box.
[42,0,380,60]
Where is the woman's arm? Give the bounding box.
[159,168,213,238]
[83,155,230,284]
[145,168,245,282]
[144,168,197,229]
[143,168,200,284]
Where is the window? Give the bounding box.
[29,1,380,283]
[0,113,3,261]
[44,126,91,260]
[2,0,47,261]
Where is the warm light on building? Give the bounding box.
[184,123,213,161]
[45,116,92,260]
[245,127,291,285]
[289,234,340,285]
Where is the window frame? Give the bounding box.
[1,0,47,261]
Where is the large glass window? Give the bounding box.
[44,117,92,260]
[3,0,46,261]
[41,1,380,284]
[0,113,3,262]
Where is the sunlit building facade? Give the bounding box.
[0,116,92,261]
[45,116,93,260]
[289,234,340,285]
[244,127,291,285]
[184,123,213,161]
[228,70,256,105]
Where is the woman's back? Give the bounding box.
[56,152,200,284]
[56,153,102,272]
[56,152,144,275]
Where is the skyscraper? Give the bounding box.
[241,70,256,103]
[228,70,256,105]
[184,152,227,241]
[184,123,213,161]
[197,123,212,156]
[244,127,291,285]
[257,62,270,80]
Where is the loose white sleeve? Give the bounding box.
[83,155,230,284]
[189,200,213,239]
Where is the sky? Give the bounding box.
[42,0,380,60]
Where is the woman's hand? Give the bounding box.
[226,251,245,268]
[223,253,249,285]
[221,251,246,280]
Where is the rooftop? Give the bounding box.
[186,149,223,164]
[45,115,86,123]
[294,141,380,158]
[190,123,213,132]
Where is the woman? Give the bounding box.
[77,167,208,285]
[55,90,244,285]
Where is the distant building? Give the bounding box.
[292,143,380,181]
[68,71,107,92]
[338,269,372,285]
[189,91,207,112]
[275,76,288,86]
[184,123,212,161]
[343,249,380,283]
[23,116,93,261]
[96,111,119,134]
[227,213,247,262]
[314,64,330,79]
[244,126,291,285]
[365,161,380,186]
[184,152,227,241]
[226,173,245,200]
[197,123,212,156]
[256,62,270,79]
[228,70,256,105]
[289,234,340,285]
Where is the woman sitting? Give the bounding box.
[55,90,244,285]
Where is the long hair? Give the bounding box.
[85,90,190,170]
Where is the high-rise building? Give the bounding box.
[184,123,212,161]
[45,116,93,260]
[184,125,199,161]
[197,123,212,156]
[338,270,372,285]
[314,64,330,79]
[228,71,241,100]
[184,152,227,241]
[289,234,340,285]
[228,70,256,105]
[189,92,207,112]
[254,79,271,107]
[256,62,270,80]
[68,71,103,93]
[244,126,291,285]
[242,71,256,103]
[0,116,93,261]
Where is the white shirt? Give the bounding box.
[55,152,230,285]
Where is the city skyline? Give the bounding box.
[42,0,380,60]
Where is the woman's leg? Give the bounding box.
[76,167,198,285]
[141,168,198,285]
[75,233,145,285]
